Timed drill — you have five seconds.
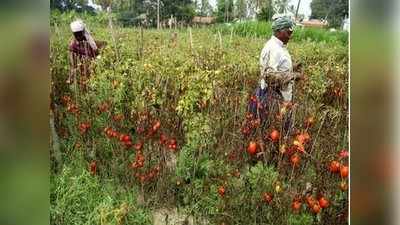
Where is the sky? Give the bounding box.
[89,0,312,18]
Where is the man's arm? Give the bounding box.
[260,48,299,87]
[261,67,302,88]
[95,40,107,50]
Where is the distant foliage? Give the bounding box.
[311,0,349,28]
[213,21,348,45]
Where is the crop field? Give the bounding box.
[50,13,349,225]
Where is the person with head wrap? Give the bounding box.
[67,19,106,85]
[249,15,304,136]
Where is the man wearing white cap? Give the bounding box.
[67,19,106,85]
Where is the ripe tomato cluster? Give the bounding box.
[61,95,72,104]
[262,192,273,204]
[112,114,125,122]
[275,131,312,168]
[328,149,349,181]
[61,95,80,115]
[159,133,177,151]
[218,186,225,197]
[79,122,91,134]
[132,151,145,169]
[103,127,133,149]
[241,112,261,136]
[303,194,329,214]
[267,129,280,143]
[292,131,311,153]
[133,163,161,184]
[89,161,96,175]
[103,114,178,184]
[97,101,110,114]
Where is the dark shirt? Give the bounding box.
[68,39,98,58]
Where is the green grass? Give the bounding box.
[50,162,152,225]
[212,21,348,45]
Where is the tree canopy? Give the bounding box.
[311,0,349,28]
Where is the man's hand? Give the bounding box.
[293,62,303,72]
[293,72,306,81]
[96,41,107,49]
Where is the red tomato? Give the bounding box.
[137,126,145,134]
[340,165,349,178]
[247,141,257,155]
[318,197,329,208]
[339,149,349,158]
[312,203,321,214]
[134,141,143,151]
[79,122,90,134]
[98,102,109,112]
[296,132,310,145]
[305,116,315,127]
[291,200,302,212]
[111,131,118,138]
[119,134,131,143]
[246,112,253,120]
[168,139,178,151]
[306,196,315,207]
[262,192,273,204]
[89,161,96,175]
[290,153,301,167]
[241,127,250,136]
[170,139,177,145]
[104,127,111,133]
[137,161,144,168]
[269,130,280,142]
[329,161,341,173]
[113,114,124,122]
[296,134,306,144]
[171,144,177,150]
[218,186,225,197]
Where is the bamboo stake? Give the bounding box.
[230,26,233,44]
[218,30,223,49]
[189,27,193,51]
[107,7,119,61]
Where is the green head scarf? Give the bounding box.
[272,16,295,32]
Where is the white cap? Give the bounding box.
[70,20,85,33]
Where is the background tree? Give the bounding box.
[93,0,112,10]
[200,0,213,16]
[161,0,195,23]
[256,0,273,21]
[50,0,89,11]
[273,0,290,14]
[216,0,234,22]
[235,0,247,20]
[311,0,349,28]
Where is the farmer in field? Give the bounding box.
[251,16,303,135]
[67,19,106,86]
